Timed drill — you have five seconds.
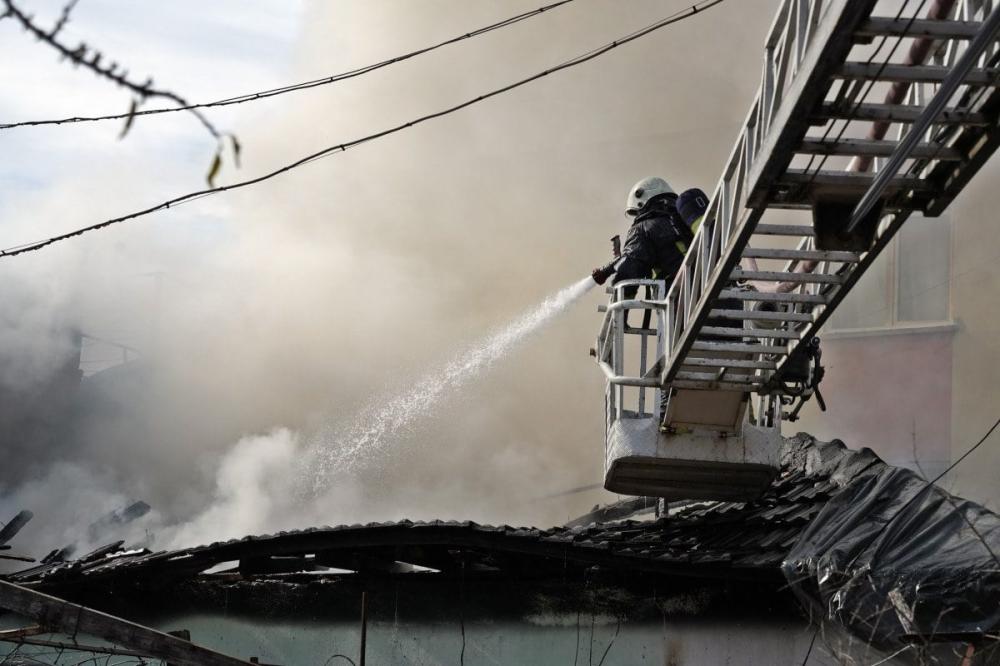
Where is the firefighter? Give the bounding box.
[590,177,695,295]
[676,187,709,232]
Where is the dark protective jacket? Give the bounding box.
[612,198,693,295]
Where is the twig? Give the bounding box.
[1,0,221,139]
[320,656,356,666]
[800,626,818,665]
[50,0,79,37]
[867,643,913,665]
[910,419,1000,566]
[0,0,577,131]
[595,617,621,666]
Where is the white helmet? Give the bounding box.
[625,176,675,216]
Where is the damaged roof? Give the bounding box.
[6,434,998,653]
[8,435,868,589]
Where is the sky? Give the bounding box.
[2,0,996,559]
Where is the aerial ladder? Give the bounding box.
[594,0,1000,500]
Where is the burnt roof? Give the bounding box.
[8,435,866,592]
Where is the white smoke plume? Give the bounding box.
[22,0,988,563]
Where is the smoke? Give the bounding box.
[164,429,309,548]
[0,0,792,558]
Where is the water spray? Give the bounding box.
[303,275,599,493]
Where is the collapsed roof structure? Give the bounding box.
[2,435,998,664]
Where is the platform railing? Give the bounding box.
[595,279,666,432]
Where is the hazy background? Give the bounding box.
[2,0,995,558]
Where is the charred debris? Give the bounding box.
[0,435,998,664]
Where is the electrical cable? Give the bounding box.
[0,0,576,131]
[799,626,818,665]
[829,412,1000,579]
[0,0,727,259]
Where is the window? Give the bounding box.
[827,215,951,332]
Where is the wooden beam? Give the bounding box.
[838,62,1000,85]
[718,289,827,304]
[779,169,929,191]
[741,247,861,262]
[0,625,47,640]
[0,554,36,563]
[815,103,989,125]
[855,18,983,40]
[753,224,814,236]
[0,580,255,666]
[0,511,33,546]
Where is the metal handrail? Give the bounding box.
[595,279,666,420]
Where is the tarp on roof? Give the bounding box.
[781,437,1000,650]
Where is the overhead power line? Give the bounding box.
[0,0,727,259]
[0,0,577,131]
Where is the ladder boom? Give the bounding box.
[594,0,1000,500]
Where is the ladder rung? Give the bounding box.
[797,138,963,161]
[691,341,789,354]
[856,18,984,40]
[700,326,801,340]
[719,289,827,304]
[681,357,778,370]
[838,62,1000,86]
[780,169,929,191]
[816,103,989,125]
[753,224,814,236]
[670,380,760,392]
[731,269,843,284]
[709,309,814,323]
[742,248,861,262]
[674,371,761,384]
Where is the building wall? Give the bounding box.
[795,159,1000,510]
[793,329,953,480]
[145,612,838,666]
[942,157,1000,511]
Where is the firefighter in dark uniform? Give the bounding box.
[591,176,695,294]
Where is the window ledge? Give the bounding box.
[821,321,959,340]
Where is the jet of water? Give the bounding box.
[303,276,598,493]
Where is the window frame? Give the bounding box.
[824,215,955,337]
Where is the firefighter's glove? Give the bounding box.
[591,263,616,286]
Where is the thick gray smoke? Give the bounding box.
[0,0,819,558]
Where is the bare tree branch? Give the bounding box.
[1,0,221,139]
[49,0,79,38]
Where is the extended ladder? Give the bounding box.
[595,0,1000,499]
[664,0,1000,407]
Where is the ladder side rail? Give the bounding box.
[847,3,1000,233]
[664,0,814,319]
[774,4,1000,373]
[659,87,760,387]
[659,0,878,388]
[747,0,881,206]
[919,0,1000,214]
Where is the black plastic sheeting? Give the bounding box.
[781,437,1000,653]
